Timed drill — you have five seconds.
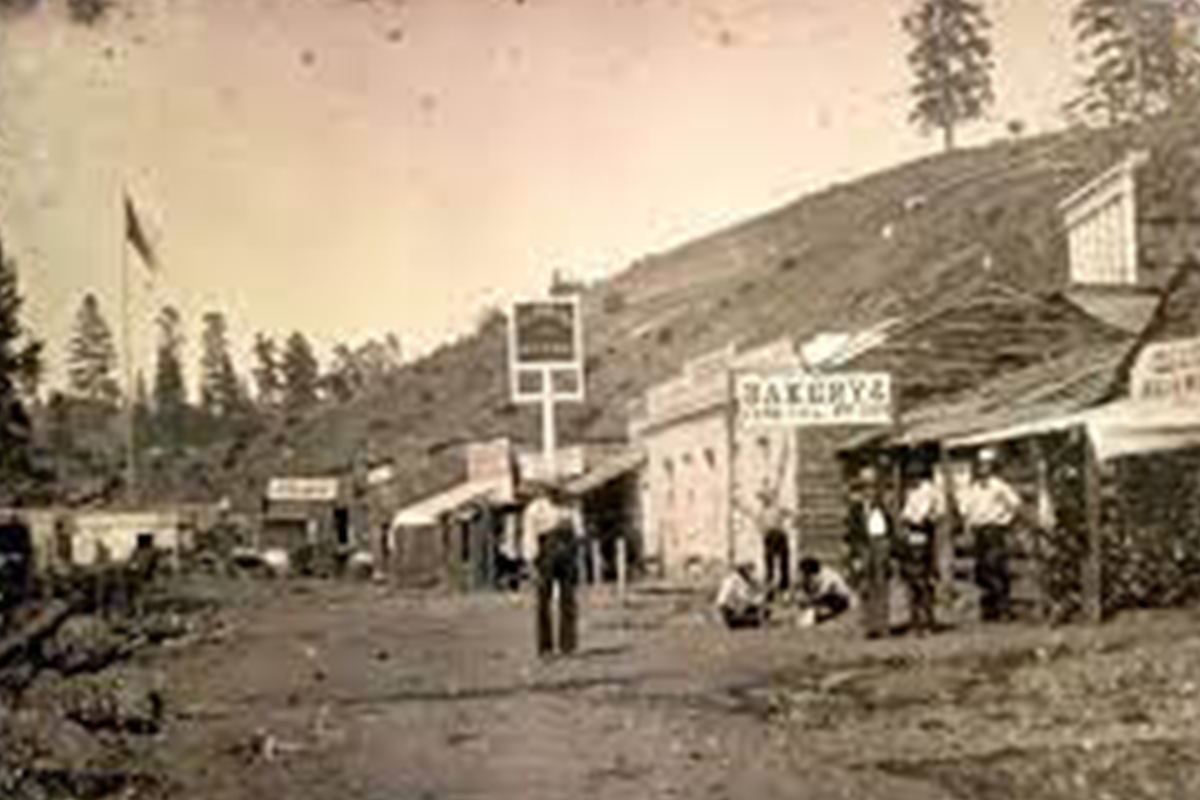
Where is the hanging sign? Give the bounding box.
[508,296,585,403]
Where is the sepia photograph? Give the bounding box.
[3,0,1200,797]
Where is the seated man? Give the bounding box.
[798,557,856,624]
[715,563,769,629]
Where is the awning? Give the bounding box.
[561,450,646,497]
[946,397,1200,462]
[1083,398,1200,461]
[391,477,509,528]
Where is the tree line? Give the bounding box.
[905,0,1200,150]
[0,247,403,502]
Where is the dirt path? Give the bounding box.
[153,580,1200,800]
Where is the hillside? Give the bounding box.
[200,116,1200,510]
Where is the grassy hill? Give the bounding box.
[200,116,1200,511]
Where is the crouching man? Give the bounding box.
[797,557,856,624]
[715,563,770,629]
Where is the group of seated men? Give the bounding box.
[715,556,855,630]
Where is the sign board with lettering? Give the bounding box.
[1131,336,1200,402]
[267,477,340,503]
[518,446,586,484]
[508,297,584,403]
[735,370,893,427]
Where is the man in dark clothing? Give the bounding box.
[527,490,579,657]
[846,466,892,639]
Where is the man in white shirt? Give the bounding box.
[798,557,856,623]
[899,459,947,633]
[715,563,768,629]
[525,487,579,656]
[960,447,1022,622]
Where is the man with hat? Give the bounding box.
[961,447,1023,622]
[845,464,893,638]
[525,484,580,657]
[899,458,946,633]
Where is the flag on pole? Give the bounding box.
[124,193,160,273]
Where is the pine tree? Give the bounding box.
[199,310,245,420]
[251,333,283,410]
[281,331,319,412]
[152,305,188,450]
[1071,0,1200,124]
[903,0,995,151]
[0,237,43,495]
[67,292,121,406]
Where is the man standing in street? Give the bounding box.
[845,465,892,639]
[961,447,1023,623]
[899,459,945,634]
[525,486,579,657]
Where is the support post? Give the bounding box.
[1082,430,1104,624]
[616,535,628,604]
[590,538,602,586]
[1032,438,1052,621]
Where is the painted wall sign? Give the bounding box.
[736,370,893,427]
[266,477,340,503]
[1131,335,1200,402]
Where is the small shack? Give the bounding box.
[389,476,516,590]
[259,476,353,572]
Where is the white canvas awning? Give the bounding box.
[1082,398,1200,462]
[948,397,1200,462]
[391,477,509,529]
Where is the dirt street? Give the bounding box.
[152,579,1200,800]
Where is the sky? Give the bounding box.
[0,0,1080,391]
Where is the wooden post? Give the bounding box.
[933,452,955,609]
[1032,438,1051,622]
[616,535,628,604]
[590,538,603,586]
[1082,430,1104,624]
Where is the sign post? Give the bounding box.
[509,296,585,483]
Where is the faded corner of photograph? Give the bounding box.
[4,0,1200,798]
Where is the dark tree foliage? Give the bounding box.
[67,292,120,407]
[1070,0,1200,124]
[0,237,43,497]
[281,331,320,413]
[199,310,246,420]
[152,304,188,450]
[251,333,283,410]
[903,0,995,151]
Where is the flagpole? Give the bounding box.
[121,194,137,506]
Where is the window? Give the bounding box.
[704,448,717,469]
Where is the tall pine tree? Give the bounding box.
[67,292,120,406]
[1071,0,1200,124]
[281,331,319,413]
[0,236,43,496]
[903,0,995,151]
[199,310,245,421]
[251,333,283,410]
[152,305,188,450]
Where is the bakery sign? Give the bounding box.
[736,370,893,427]
[1131,336,1200,402]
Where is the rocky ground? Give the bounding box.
[6,577,1200,799]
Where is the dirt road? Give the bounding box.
[154,579,1200,799]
